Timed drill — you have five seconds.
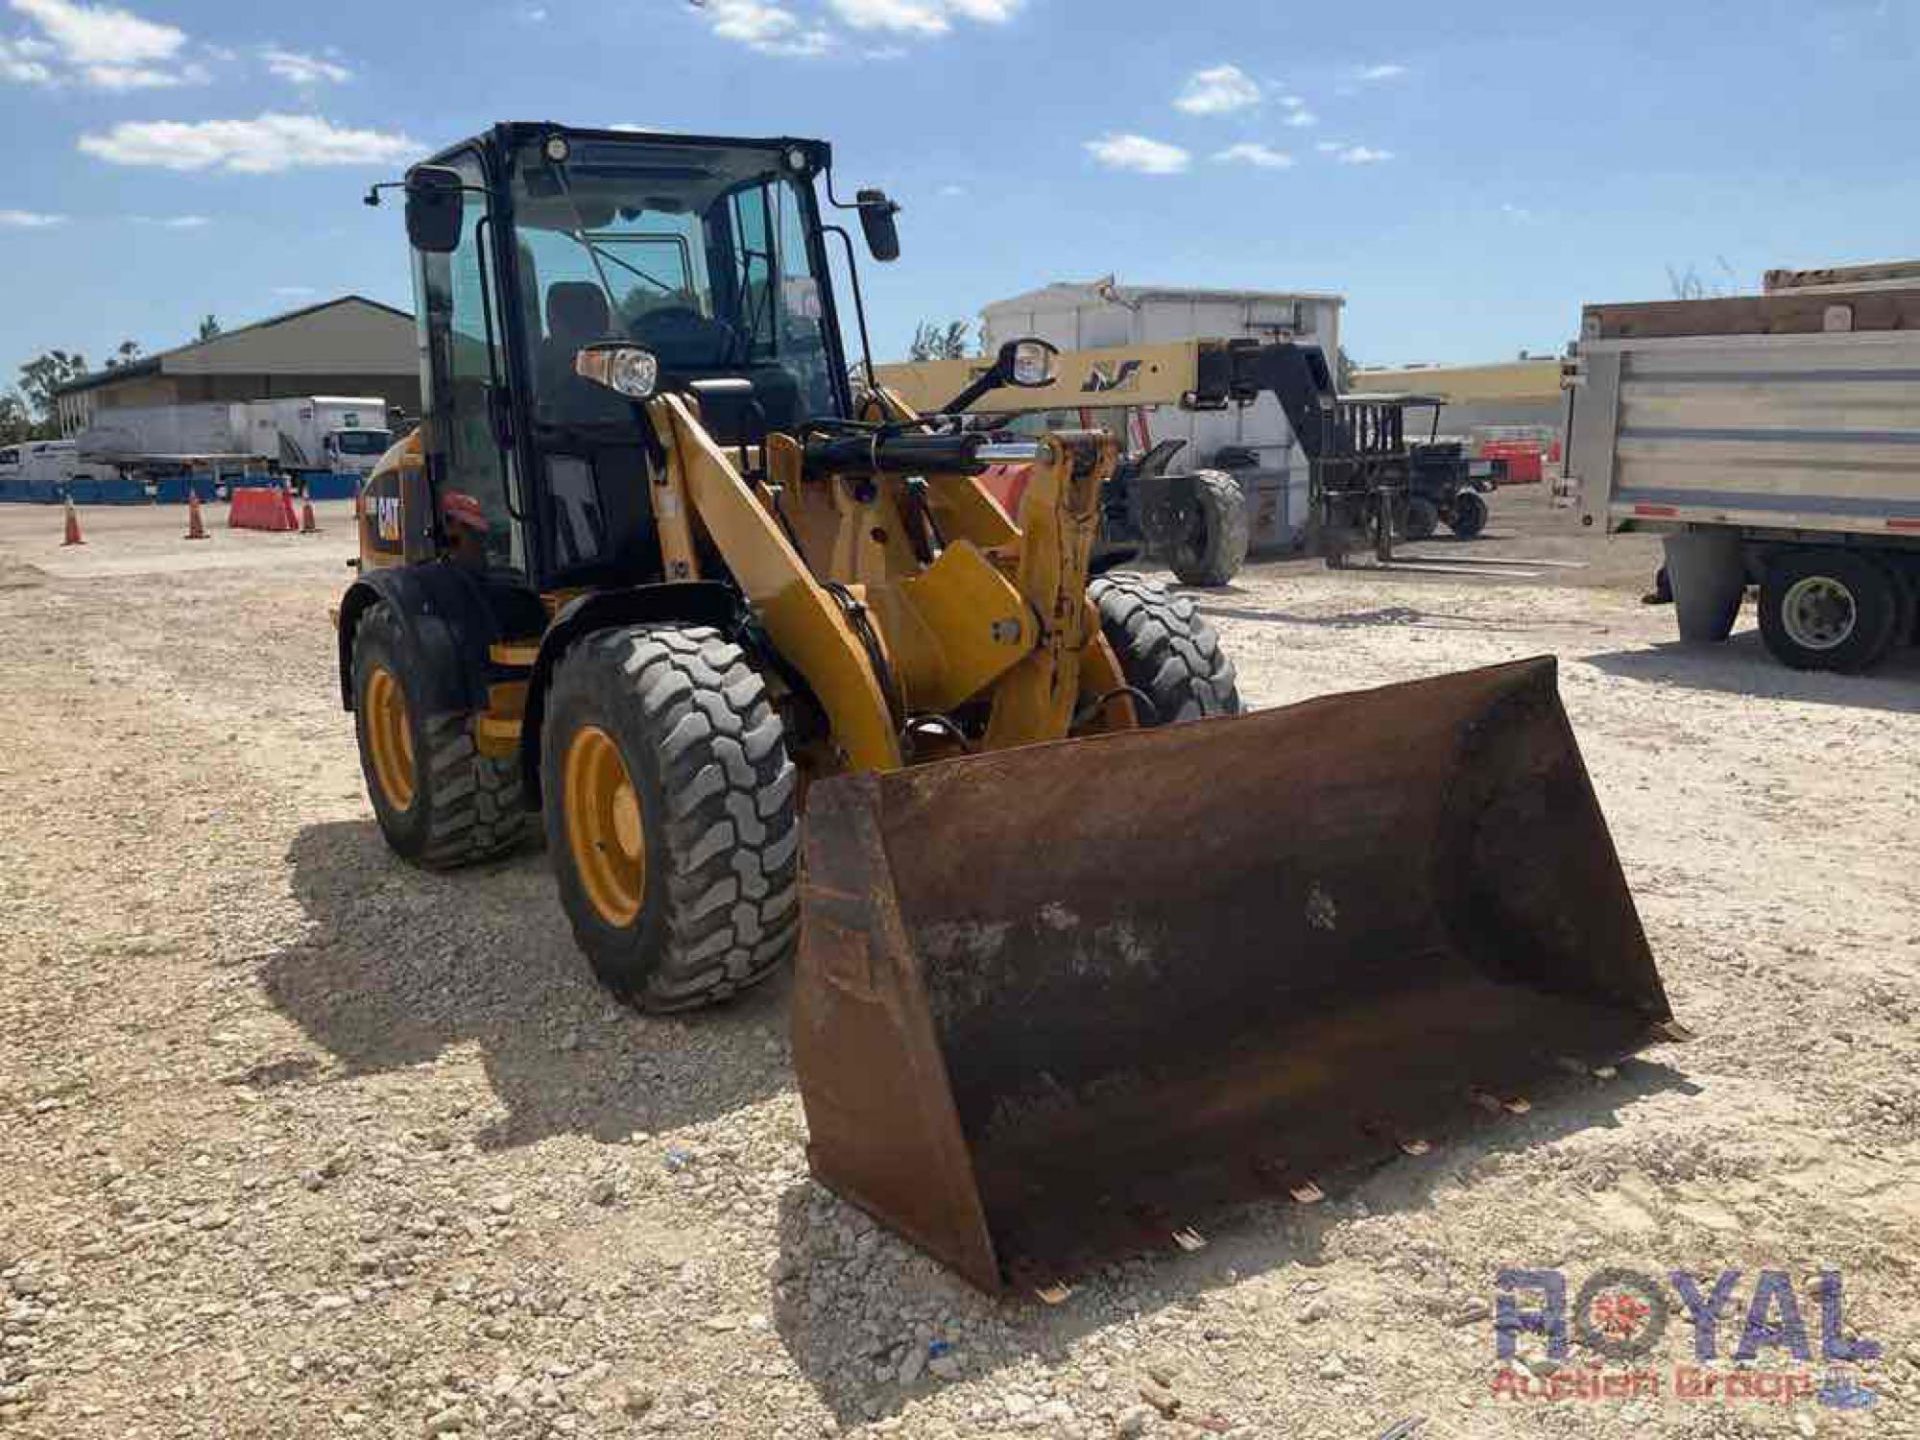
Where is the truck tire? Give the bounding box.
[1404,495,1440,541]
[1162,470,1251,587]
[1445,490,1488,539]
[1088,572,1241,723]
[351,602,527,869]
[1758,549,1899,673]
[542,623,799,1012]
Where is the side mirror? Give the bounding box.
[937,337,1059,415]
[997,337,1058,389]
[856,189,900,263]
[404,166,465,254]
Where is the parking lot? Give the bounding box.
[1,490,1916,1439]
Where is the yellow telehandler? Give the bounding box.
[340,123,1680,1296]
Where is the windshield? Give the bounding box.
[334,430,391,455]
[510,137,840,428]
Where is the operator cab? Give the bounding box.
[384,123,892,593]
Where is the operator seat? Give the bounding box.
[537,282,627,424]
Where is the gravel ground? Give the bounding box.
[1,493,1916,1440]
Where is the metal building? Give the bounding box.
[53,295,421,437]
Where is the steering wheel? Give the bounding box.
[632,305,740,365]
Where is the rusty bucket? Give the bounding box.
[792,657,1677,1295]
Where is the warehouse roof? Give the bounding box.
[55,295,415,397]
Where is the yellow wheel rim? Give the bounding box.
[364,665,416,811]
[564,724,646,927]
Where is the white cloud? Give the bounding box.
[936,182,966,197]
[1333,144,1394,164]
[79,113,420,173]
[261,47,350,85]
[1213,142,1293,170]
[5,0,201,88]
[831,0,947,31]
[0,208,66,226]
[1282,107,1317,128]
[1500,201,1538,223]
[133,212,209,227]
[1085,133,1190,175]
[695,0,833,55]
[607,123,661,132]
[0,35,53,81]
[826,0,1018,32]
[1358,62,1407,81]
[1174,63,1259,115]
[1315,140,1343,153]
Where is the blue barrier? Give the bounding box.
[304,472,361,501]
[67,478,100,504]
[27,480,61,503]
[150,474,219,504]
[96,477,147,505]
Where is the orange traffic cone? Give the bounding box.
[61,495,85,546]
[300,496,319,534]
[185,489,209,540]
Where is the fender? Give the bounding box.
[336,563,507,717]
[519,580,744,803]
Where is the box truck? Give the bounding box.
[230,397,391,478]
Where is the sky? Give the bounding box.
[1,0,1918,393]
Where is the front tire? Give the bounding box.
[542,623,800,1012]
[1160,470,1250,588]
[1758,549,1898,673]
[351,602,526,869]
[1446,490,1488,538]
[1088,572,1241,724]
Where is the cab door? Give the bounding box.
[413,146,528,575]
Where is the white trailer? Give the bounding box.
[981,279,1344,551]
[75,402,243,462]
[1565,274,1920,672]
[232,396,391,477]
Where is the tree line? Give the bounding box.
[1,315,221,444]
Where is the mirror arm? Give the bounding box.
[822,224,878,398]
[940,367,1009,416]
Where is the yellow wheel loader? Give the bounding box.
[339,123,1681,1296]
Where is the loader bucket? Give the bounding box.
[792,656,1677,1295]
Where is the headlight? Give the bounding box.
[574,343,660,399]
[1006,338,1058,389]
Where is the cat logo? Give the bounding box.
[1082,359,1142,394]
[375,494,402,543]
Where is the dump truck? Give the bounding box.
[338,122,1679,1296]
[1566,263,1920,672]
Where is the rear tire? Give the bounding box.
[351,602,527,869]
[1446,490,1488,538]
[1088,572,1241,724]
[542,623,800,1012]
[1161,470,1250,588]
[1758,549,1899,673]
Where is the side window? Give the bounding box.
[770,181,833,415]
[417,150,520,572]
